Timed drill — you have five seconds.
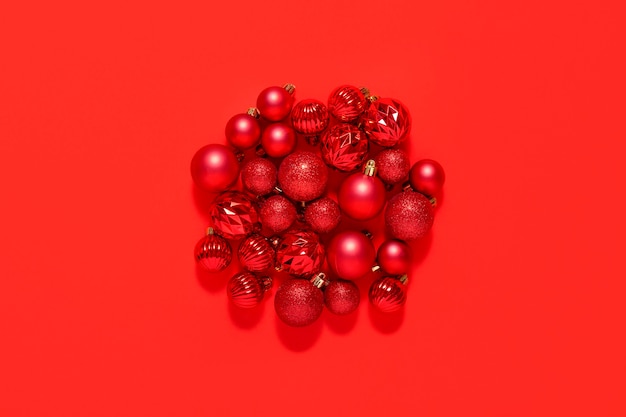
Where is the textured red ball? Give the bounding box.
[278,151,329,202]
[328,85,367,122]
[190,144,240,193]
[257,85,294,122]
[361,97,412,147]
[327,230,376,280]
[210,191,259,239]
[274,279,324,327]
[260,123,296,158]
[194,228,232,272]
[241,158,277,196]
[259,195,297,234]
[237,234,275,272]
[374,148,410,185]
[385,191,434,241]
[291,99,329,143]
[338,163,386,220]
[228,272,272,309]
[409,159,446,197]
[377,239,412,275]
[324,280,360,315]
[303,197,341,234]
[320,123,369,172]
[275,229,325,277]
[369,276,407,313]
[225,113,261,149]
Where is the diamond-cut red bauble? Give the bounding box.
[369,276,407,313]
[238,234,275,272]
[385,191,434,241]
[210,191,259,240]
[194,228,232,272]
[228,272,272,309]
[361,97,412,147]
[328,85,367,122]
[275,229,325,277]
[274,278,324,327]
[320,123,369,172]
[291,99,329,144]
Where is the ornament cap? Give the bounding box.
[305,135,320,146]
[310,272,329,289]
[234,149,245,163]
[360,87,370,97]
[371,264,381,273]
[207,227,214,236]
[259,275,272,291]
[283,83,296,95]
[363,159,377,177]
[361,229,373,239]
[255,144,267,157]
[399,274,409,285]
[429,196,437,207]
[247,107,261,118]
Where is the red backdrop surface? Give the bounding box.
[1,1,625,416]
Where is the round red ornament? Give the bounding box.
[260,123,296,158]
[374,148,410,185]
[409,159,446,197]
[385,191,434,241]
[274,274,327,327]
[338,160,386,220]
[361,97,412,147]
[237,234,275,272]
[320,123,369,172]
[190,144,240,193]
[377,239,411,275]
[369,275,407,313]
[241,158,277,196]
[324,279,360,315]
[277,151,329,202]
[225,109,261,150]
[210,191,259,239]
[275,229,325,277]
[256,84,295,122]
[328,85,367,122]
[228,272,272,309]
[259,195,297,234]
[303,197,341,234]
[326,230,376,280]
[291,99,329,145]
[194,227,232,272]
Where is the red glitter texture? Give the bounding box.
[374,148,410,185]
[303,197,341,234]
[385,191,434,241]
[241,158,277,196]
[277,151,329,202]
[274,279,324,327]
[259,195,297,234]
[324,280,360,315]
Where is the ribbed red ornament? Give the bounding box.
[194,227,232,272]
[210,191,259,240]
[237,234,275,272]
[369,275,407,313]
[328,85,367,122]
[275,229,325,277]
[361,97,412,147]
[291,99,329,145]
[320,123,369,172]
[227,272,272,309]
[385,191,434,241]
[274,274,327,327]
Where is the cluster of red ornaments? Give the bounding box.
[191,84,445,327]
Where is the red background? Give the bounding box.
[1,1,625,416]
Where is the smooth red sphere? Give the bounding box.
[385,191,434,241]
[377,239,412,275]
[324,280,360,315]
[275,279,324,327]
[338,172,386,220]
[190,144,240,192]
[278,151,329,202]
[241,158,277,196]
[409,159,446,197]
[257,86,293,122]
[225,113,261,149]
[327,231,376,280]
[259,195,297,234]
[260,123,296,158]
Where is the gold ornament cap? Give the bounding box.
[398,274,409,285]
[247,107,260,118]
[363,159,377,177]
[283,83,296,95]
[310,272,329,289]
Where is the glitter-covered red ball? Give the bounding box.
[327,230,376,280]
[241,158,277,196]
[385,191,434,241]
[274,278,324,327]
[228,272,272,309]
[278,151,328,202]
[374,148,410,185]
[259,195,297,234]
[237,234,275,272]
[324,279,360,315]
[194,228,232,272]
[303,197,341,234]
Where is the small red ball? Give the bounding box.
[274,279,324,327]
[328,85,367,122]
[338,168,386,220]
[385,191,434,241]
[374,149,410,185]
[291,99,329,141]
[278,151,329,202]
[228,272,272,309]
[260,123,296,158]
[327,230,376,280]
[259,195,297,234]
[324,280,360,315]
[225,113,261,149]
[303,197,341,234]
[369,276,407,313]
[257,86,294,122]
[409,159,446,197]
[241,158,277,196]
[194,228,232,272]
[377,239,412,275]
[237,234,275,272]
[190,144,240,193]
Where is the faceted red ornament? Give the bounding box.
[369,276,407,313]
[409,159,446,197]
[274,275,326,327]
[241,158,277,196]
[338,160,386,220]
[328,85,367,122]
[277,151,329,202]
[291,99,330,145]
[237,234,275,272]
[377,239,412,275]
[303,197,341,234]
[374,148,410,185]
[361,97,412,147]
[210,191,259,240]
[324,279,360,315]
[190,144,240,193]
[227,272,272,309]
[326,230,376,280]
[259,195,297,234]
[385,191,434,241]
[275,229,325,277]
[320,123,369,172]
[194,227,232,272]
[260,123,296,158]
[225,110,261,150]
[256,84,295,122]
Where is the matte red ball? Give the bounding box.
[241,158,277,196]
[409,159,446,197]
[338,170,386,220]
[374,149,410,185]
[377,239,412,275]
[259,195,297,234]
[274,279,324,327]
[385,191,434,241]
[324,280,360,315]
[257,86,294,122]
[278,151,329,202]
[225,113,261,149]
[190,144,240,193]
[327,231,376,280]
[303,197,341,234]
[260,123,296,158]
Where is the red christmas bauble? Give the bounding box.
[228,272,272,309]
[257,85,295,122]
[377,239,411,275]
[291,99,329,144]
[320,123,369,172]
[338,160,386,220]
[225,112,261,149]
[369,276,407,313]
[278,151,329,202]
[259,195,297,234]
[274,278,324,327]
[210,191,259,239]
[260,123,296,158]
[327,230,376,280]
[241,158,277,196]
[385,191,434,241]
[328,85,367,122]
[303,197,341,234]
[194,227,232,272]
[190,144,240,193]
[374,148,410,185]
[237,234,275,272]
[361,97,412,147]
[275,229,325,277]
[409,159,446,197]
[324,279,360,315]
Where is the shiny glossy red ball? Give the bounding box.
[274,279,324,327]
[377,239,412,275]
[409,159,446,197]
[241,158,277,196]
[291,99,329,143]
[324,280,360,315]
[260,123,296,158]
[194,228,232,272]
[338,165,386,220]
[369,276,407,313]
[303,197,341,234]
[327,230,376,280]
[320,123,369,172]
[328,85,367,122]
[361,97,412,147]
[259,195,297,234]
[278,151,329,202]
[374,148,410,185]
[275,229,325,277]
[237,234,275,272]
[190,144,240,193]
[385,191,434,241]
[228,272,272,309]
[210,191,259,240]
[257,85,294,122]
[225,113,261,149]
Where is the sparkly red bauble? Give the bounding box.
[210,191,259,239]
[275,229,325,277]
[377,239,412,275]
[237,234,275,272]
[190,144,240,193]
[324,280,360,315]
[327,230,376,280]
[228,272,272,309]
[338,160,386,220]
[409,159,446,197]
[320,123,369,172]
[303,197,341,234]
[361,97,412,147]
[328,85,367,122]
[385,191,434,241]
[291,99,329,144]
[225,112,261,149]
[259,195,297,234]
[260,123,296,158]
[194,227,232,272]
[278,151,329,202]
[274,277,324,327]
[241,158,277,196]
[369,276,407,313]
[374,148,410,185]
[256,85,294,122]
